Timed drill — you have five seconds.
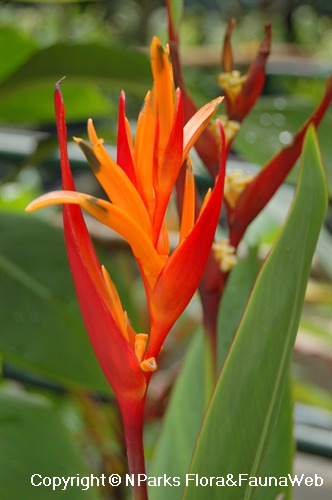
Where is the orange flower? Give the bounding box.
[26,38,225,399]
[26,38,225,497]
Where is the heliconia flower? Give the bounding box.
[26,40,225,499]
[26,37,225,397]
[165,5,271,177]
[166,0,331,250]
[219,19,272,125]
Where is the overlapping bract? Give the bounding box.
[26,37,225,404]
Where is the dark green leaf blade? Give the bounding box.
[0,389,102,499]
[0,27,38,83]
[0,82,114,123]
[0,42,151,124]
[149,250,260,499]
[1,42,151,96]
[218,245,259,370]
[183,126,327,499]
[0,213,110,393]
[148,330,207,500]
[256,374,294,500]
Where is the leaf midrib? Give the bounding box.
[0,253,52,300]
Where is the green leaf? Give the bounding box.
[149,330,208,500]
[0,389,101,499]
[218,246,260,370]
[0,81,114,123]
[1,42,151,90]
[256,375,294,500]
[0,27,38,83]
[0,213,110,393]
[183,126,327,499]
[0,43,151,122]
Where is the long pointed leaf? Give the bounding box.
[1,390,101,499]
[256,374,294,500]
[183,126,327,500]
[149,330,208,500]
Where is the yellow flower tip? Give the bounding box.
[211,115,240,145]
[217,71,247,101]
[213,239,237,273]
[140,357,158,373]
[224,170,255,209]
[134,333,149,363]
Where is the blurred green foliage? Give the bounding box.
[1,0,331,49]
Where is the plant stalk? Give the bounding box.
[121,399,148,500]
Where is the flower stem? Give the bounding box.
[121,399,148,500]
[199,282,224,381]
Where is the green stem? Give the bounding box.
[121,399,148,500]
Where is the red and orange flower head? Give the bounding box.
[26,38,225,407]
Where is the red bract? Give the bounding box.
[166,1,331,251]
[54,85,147,407]
[53,86,148,499]
[166,10,271,177]
[228,75,332,247]
[220,19,272,124]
